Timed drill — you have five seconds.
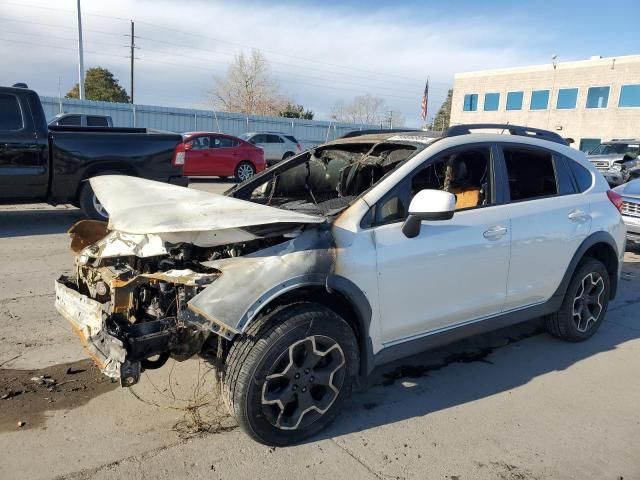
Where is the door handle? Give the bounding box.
[568,209,590,222]
[483,225,508,240]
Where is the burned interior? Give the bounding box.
[55,135,428,387]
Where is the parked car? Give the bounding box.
[48,113,114,127]
[55,124,625,446]
[175,132,265,182]
[0,85,187,219]
[613,179,640,245]
[239,132,302,165]
[587,139,640,186]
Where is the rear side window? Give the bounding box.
[503,147,558,201]
[267,134,284,143]
[566,159,593,192]
[87,115,108,126]
[211,136,235,148]
[58,115,81,126]
[0,94,23,130]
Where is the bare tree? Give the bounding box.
[211,49,287,116]
[331,94,395,125]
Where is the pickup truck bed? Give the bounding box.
[0,86,187,219]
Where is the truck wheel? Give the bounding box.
[222,303,359,446]
[235,161,255,182]
[78,182,109,221]
[545,258,610,342]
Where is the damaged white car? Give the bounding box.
[55,125,625,445]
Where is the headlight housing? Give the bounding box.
[611,163,623,172]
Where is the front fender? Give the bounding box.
[187,227,335,333]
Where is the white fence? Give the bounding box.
[40,96,381,149]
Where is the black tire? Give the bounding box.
[222,303,359,446]
[219,176,229,180]
[282,151,295,160]
[546,258,610,342]
[78,181,109,221]
[234,161,256,182]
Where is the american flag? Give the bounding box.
[420,80,429,121]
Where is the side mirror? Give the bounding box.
[401,189,455,238]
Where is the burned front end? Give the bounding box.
[55,221,276,386]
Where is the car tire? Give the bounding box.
[234,161,256,182]
[282,151,295,160]
[78,181,109,221]
[219,176,229,180]
[222,303,359,446]
[545,257,610,342]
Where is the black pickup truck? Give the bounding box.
[0,85,187,219]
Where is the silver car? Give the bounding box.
[587,140,640,186]
[614,179,640,244]
[240,132,302,165]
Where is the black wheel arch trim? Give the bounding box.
[237,273,374,378]
[553,231,620,302]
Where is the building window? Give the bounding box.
[579,138,601,153]
[506,91,523,110]
[586,86,610,108]
[463,94,478,111]
[556,88,578,109]
[619,84,640,107]
[530,90,550,110]
[483,92,500,111]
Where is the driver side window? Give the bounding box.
[372,146,493,226]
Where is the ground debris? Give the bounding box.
[0,359,116,432]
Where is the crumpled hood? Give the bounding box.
[90,176,325,238]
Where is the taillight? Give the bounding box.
[607,190,623,213]
[173,144,186,166]
[296,143,301,151]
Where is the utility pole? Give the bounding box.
[76,0,85,99]
[129,20,135,103]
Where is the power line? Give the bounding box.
[0,36,128,59]
[0,1,451,88]
[0,16,128,38]
[2,29,128,49]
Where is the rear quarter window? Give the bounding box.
[0,93,24,131]
[87,116,108,127]
[567,159,594,192]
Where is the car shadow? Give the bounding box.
[188,177,237,184]
[311,307,639,443]
[0,208,83,238]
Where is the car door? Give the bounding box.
[498,144,592,310]
[371,144,512,344]
[209,135,237,176]
[184,135,210,175]
[0,92,49,200]
[266,134,285,161]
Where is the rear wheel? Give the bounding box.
[78,181,109,221]
[282,151,295,160]
[546,258,610,341]
[222,303,359,446]
[234,161,256,182]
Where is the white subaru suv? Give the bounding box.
[240,131,302,165]
[55,124,625,446]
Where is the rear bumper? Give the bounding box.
[622,215,640,243]
[55,276,176,386]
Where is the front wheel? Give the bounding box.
[78,181,109,221]
[222,303,359,446]
[234,161,256,182]
[546,258,610,341]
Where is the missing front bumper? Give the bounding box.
[55,276,177,386]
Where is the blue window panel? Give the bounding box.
[463,94,478,111]
[556,88,578,109]
[586,86,610,108]
[483,92,500,111]
[506,91,523,110]
[619,84,640,107]
[530,90,550,110]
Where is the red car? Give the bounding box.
[174,132,266,182]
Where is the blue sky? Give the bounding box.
[1,0,638,126]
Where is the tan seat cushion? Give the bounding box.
[452,188,481,210]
